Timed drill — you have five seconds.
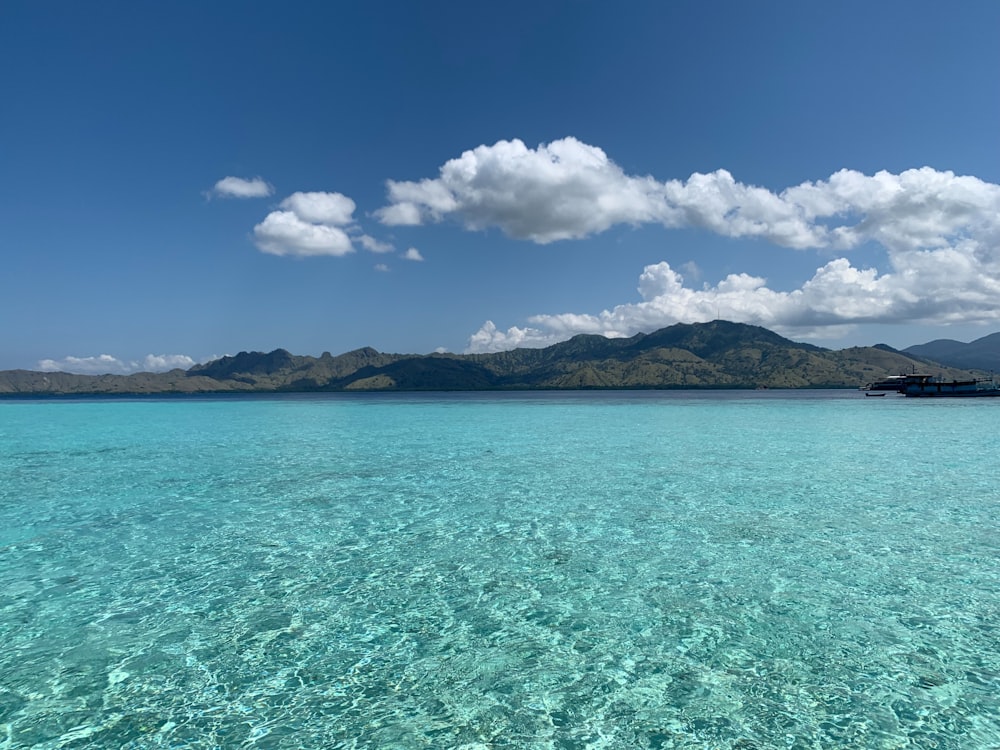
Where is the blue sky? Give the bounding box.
[3,1,1000,373]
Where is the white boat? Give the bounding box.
[861,375,908,393]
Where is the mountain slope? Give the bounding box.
[0,321,985,394]
[905,332,1000,371]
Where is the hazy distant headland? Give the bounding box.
[2,321,993,396]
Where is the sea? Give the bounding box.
[1,391,999,749]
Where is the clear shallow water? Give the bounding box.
[1,391,999,749]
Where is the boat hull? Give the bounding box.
[901,374,1000,397]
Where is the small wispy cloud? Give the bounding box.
[357,234,394,254]
[210,176,273,199]
[374,263,390,272]
[403,247,424,261]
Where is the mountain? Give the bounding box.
[904,332,1000,372]
[0,321,985,395]
[186,347,406,390]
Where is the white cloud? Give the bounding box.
[38,353,197,375]
[279,191,355,225]
[680,260,701,282]
[466,249,1000,353]
[253,210,354,257]
[252,190,398,258]
[376,137,665,242]
[377,136,1000,252]
[357,234,394,253]
[466,321,560,353]
[39,354,128,375]
[376,202,423,226]
[374,263,390,272]
[371,136,1000,351]
[140,354,197,372]
[211,176,273,199]
[403,247,424,261]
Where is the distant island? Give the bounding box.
[1,321,992,395]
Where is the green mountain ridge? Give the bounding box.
[904,332,1000,372]
[0,321,987,395]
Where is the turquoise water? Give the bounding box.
[1,391,999,749]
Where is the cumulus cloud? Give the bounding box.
[38,354,128,375]
[140,354,198,371]
[253,191,357,257]
[466,247,1000,352]
[280,191,355,224]
[211,176,273,199]
[252,190,398,258]
[374,263,390,272]
[253,210,354,257]
[403,247,424,261]
[376,137,664,242]
[377,136,1000,252]
[38,353,197,375]
[371,136,1000,351]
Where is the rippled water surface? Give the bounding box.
[1,391,999,749]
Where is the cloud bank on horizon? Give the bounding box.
[39,354,198,376]
[366,136,1000,352]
